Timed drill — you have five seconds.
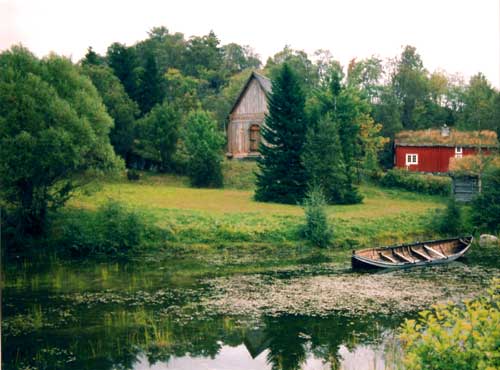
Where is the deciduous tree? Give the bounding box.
[0,47,122,237]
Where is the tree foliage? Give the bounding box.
[0,46,122,237]
[459,73,500,135]
[471,166,500,233]
[134,102,182,171]
[106,42,141,104]
[255,64,308,204]
[302,116,349,204]
[82,64,139,162]
[182,111,224,188]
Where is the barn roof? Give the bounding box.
[395,129,498,147]
[229,71,271,115]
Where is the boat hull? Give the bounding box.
[351,237,472,270]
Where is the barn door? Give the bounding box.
[249,124,260,152]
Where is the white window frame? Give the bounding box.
[455,146,463,158]
[406,153,418,165]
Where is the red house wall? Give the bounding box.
[395,146,481,173]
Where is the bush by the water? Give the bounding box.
[472,167,500,233]
[436,198,466,236]
[61,201,159,256]
[379,169,450,196]
[302,186,332,248]
[399,279,500,370]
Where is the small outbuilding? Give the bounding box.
[226,71,271,159]
[449,155,500,202]
[394,125,498,173]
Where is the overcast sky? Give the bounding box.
[1,0,499,87]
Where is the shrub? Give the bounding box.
[61,201,156,256]
[436,198,464,235]
[399,279,500,370]
[127,169,141,181]
[471,167,500,233]
[301,186,333,248]
[379,169,451,196]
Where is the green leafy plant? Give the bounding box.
[436,198,465,236]
[399,279,500,370]
[61,201,159,256]
[302,186,333,248]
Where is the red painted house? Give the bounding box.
[394,126,498,173]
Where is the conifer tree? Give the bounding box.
[255,64,308,204]
[302,116,351,204]
[311,70,363,204]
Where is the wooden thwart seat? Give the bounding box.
[410,247,432,261]
[423,245,446,259]
[379,252,398,263]
[393,251,415,263]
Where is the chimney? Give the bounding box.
[441,124,450,137]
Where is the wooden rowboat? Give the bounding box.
[351,236,473,269]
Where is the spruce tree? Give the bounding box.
[302,116,351,204]
[255,64,308,204]
[312,71,363,204]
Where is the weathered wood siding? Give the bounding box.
[233,79,268,116]
[227,76,269,158]
[452,175,480,202]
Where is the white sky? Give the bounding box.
[1,0,499,87]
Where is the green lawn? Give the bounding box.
[67,162,446,251]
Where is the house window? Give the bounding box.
[406,154,418,165]
[249,124,260,152]
[455,147,463,158]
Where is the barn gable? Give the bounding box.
[227,72,271,159]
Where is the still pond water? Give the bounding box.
[2,253,498,370]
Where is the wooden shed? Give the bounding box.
[226,71,271,159]
[394,126,497,173]
[450,175,480,202]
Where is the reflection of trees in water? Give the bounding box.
[3,311,402,370]
[264,316,308,370]
[262,314,396,370]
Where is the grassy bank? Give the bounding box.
[62,161,446,257]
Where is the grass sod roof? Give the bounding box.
[449,154,500,176]
[395,129,498,147]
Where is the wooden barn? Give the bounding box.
[226,71,271,159]
[394,126,498,173]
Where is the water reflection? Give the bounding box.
[130,315,394,370]
[2,308,400,370]
[6,255,496,370]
